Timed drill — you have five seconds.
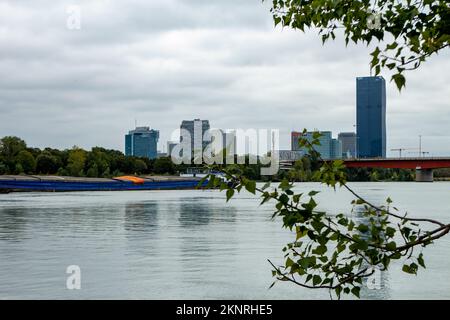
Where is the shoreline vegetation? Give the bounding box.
[1,136,450,182]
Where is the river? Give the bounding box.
[0,182,449,299]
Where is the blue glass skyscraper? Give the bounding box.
[125,127,159,159]
[356,76,386,158]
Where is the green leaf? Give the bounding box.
[417,254,426,269]
[357,224,369,233]
[296,226,308,240]
[286,257,294,268]
[279,179,291,191]
[386,42,398,50]
[385,227,396,238]
[196,175,208,188]
[313,275,322,286]
[312,245,327,255]
[351,286,360,298]
[391,73,406,91]
[245,180,256,194]
[226,188,235,202]
[274,16,281,26]
[402,264,417,275]
[335,286,342,298]
[279,193,289,204]
[293,193,302,203]
[385,241,397,251]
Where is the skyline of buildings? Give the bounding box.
[127,120,237,160]
[125,76,388,161]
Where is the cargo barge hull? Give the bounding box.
[0,176,205,193]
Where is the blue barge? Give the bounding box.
[0,175,206,193]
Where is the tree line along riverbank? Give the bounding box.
[1,136,449,182]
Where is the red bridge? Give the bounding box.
[280,157,450,182]
[344,158,450,182]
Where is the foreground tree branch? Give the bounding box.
[266,0,450,90]
[198,130,450,299]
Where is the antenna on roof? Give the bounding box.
[135,119,137,128]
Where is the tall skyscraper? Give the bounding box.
[180,119,210,157]
[125,126,159,159]
[291,130,342,160]
[356,76,386,158]
[338,132,356,158]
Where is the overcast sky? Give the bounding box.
[1,0,449,156]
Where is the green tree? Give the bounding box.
[86,164,99,177]
[269,0,450,90]
[16,150,36,174]
[0,161,6,175]
[14,163,24,175]
[66,147,87,177]
[370,170,379,182]
[153,157,175,174]
[36,152,59,174]
[133,159,148,175]
[0,136,27,172]
[86,148,110,176]
[0,136,26,159]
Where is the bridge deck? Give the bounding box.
[280,158,450,170]
[343,158,450,169]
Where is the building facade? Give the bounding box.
[221,130,237,155]
[279,150,304,161]
[291,130,342,160]
[125,126,159,159]
[331,139,343,160]
[356,76,387,158]
[291,131,303,151]
[167,141,178,158]
[180,119,210,157]
[338,132,357,158]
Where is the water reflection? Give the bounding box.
[0,207,30,241]
[177,200,237,279]
[0,183,448,299]
[124,202,159,232]
[178,199,236,227]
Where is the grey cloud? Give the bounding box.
[0,0,449,155]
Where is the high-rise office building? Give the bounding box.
[125,126,159,159]
[356,76,386,158]
[291,131,303,151]
[167,141,178,157]
[291,130,342,160]
[222,130,237,155]
[331,139,343,160]
[180,119,210,157]
[338,132,357,158]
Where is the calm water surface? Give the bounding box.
[0,182,449,299]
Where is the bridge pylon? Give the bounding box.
[415,168,434,182]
